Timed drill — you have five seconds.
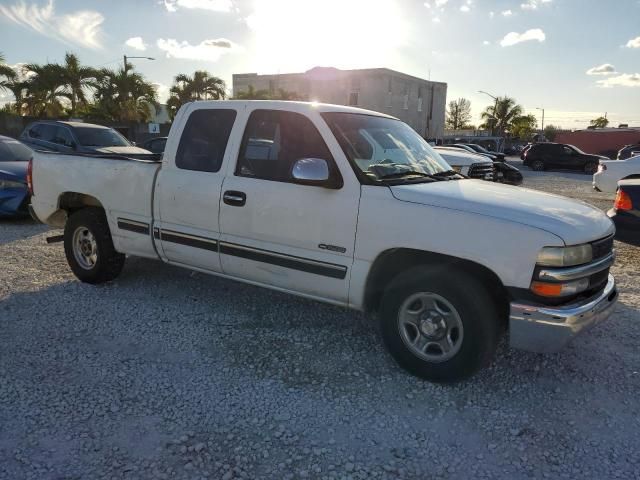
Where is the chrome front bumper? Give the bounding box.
[509,274,617,353]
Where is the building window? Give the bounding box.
[417,97,423,112]
[403,94,409,110]
[351,76,361,91]
[348,92,359,106]
[386,92,392,108]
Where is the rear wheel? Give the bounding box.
[379,267,500,383]
[584,161,597,175]
[64,208,125,284]
[531,160,545,171]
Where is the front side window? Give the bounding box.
[322,112,452,184]
[53,127,75,147]
[236,109,336,183]
[176,109,237,172]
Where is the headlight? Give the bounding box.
[0,179,26,190]
[537,244,593,267]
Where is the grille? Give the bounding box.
[468,163,494,181]
[591,235,614,261]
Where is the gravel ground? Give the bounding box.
[1,165,639,480]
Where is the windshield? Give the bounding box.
[569,144,586,154]
[472,144,490,153]
[0,140,32,162]
[321,112,452,183]
[75,127,131,147]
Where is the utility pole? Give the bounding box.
[537,107,545,137]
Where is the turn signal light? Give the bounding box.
[531,278,590,297]
[26,158,33,195]
[597,164,607,172]
[614,190,632,211]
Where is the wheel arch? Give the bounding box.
[44,192,106,228]
[363,248,509,326]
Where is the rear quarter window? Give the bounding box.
[176,109,237,172]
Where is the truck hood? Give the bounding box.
[87,146,152,155]
[390,180,614,245]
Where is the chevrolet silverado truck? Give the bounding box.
[29,101,618,382]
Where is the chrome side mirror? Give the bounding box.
[291,158,331,186]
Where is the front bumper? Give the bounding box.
[509,274,617,353]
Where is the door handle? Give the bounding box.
[223,190,246,207]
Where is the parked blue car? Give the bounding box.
[19,120,151,155]
[0,135,32,218]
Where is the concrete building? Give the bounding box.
[232,67,447,139]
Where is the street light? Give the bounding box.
[478,90,499,135]
[123,55,155,72]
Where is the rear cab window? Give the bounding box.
[175,109,237,172]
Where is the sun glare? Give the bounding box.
[246,0,408,73]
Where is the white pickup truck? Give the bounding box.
[29,101,618,382]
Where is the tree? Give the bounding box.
[21,62,68,117]
[590,116,609,128]
[510,114,537,140]
[480,96,523,135]
[167,70,226,119]
[445,98,472,130]
[58,52,99,116]
[233,85,305,101]
[0,52,16,86]
[91,63,158,122]
[544,124,560,142]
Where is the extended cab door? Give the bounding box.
[218,107,360,303]
[154,106,239,272]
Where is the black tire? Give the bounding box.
[379,266,500,383]
[584,161,597,175]
[64,208,125,284]
[531,160,545,171]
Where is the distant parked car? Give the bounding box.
[523,143,608,174]
[448,144,498,161]
[460,143,506,161]
[593,154,640,193]
[434,147,494,181]
[20,121,152,155]
[617,144,640,160]
[607,179,640,246]
[0,135,32,217]
[142,136,167,154]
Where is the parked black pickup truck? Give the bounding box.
[608,179,640,246]
[524,143,608,174]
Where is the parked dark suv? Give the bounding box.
[20,121,151,155]
[523,143,608,174]
[617,144,640,160]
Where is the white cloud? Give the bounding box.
[460,5,470,12]
[163,0,232,12]
[0,0,103,49]
[483,40,490,45]
[153,82,171,103]
[156,38,238,61]
[521,0,551,9]
[434,0,449,6]
[597,73,640,88]
[626,36,640,48]
[500,28,546,46]
[502,9,513,16]
[586,64,616,76]
[489,10,495,18]
[125,36,147,51]
[432,16,441,22]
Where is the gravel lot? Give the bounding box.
[1,162,639,480]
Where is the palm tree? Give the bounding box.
[480,96,523,135]
[1,78,28,115]
[167,70,226,119]
[0,52,15,84]
[59,52,98,116]
[22,63,68,117]
[92,63,158,122]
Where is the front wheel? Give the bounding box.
[64,208,125,284]
[531,160,545,171]
[379,267,500,383]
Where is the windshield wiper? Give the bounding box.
[377,170,438,180]
[431,170,462,178]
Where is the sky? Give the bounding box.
[0,0,639,128]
